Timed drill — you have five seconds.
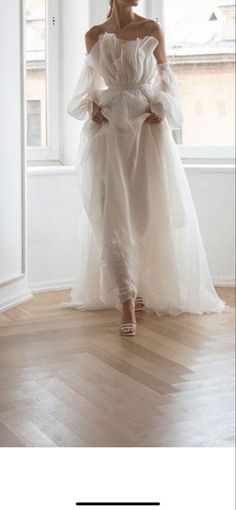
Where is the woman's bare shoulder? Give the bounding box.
[127,15,165,40]
[85,24,106,52]
[140,17,164,38]
[84,18,164,51]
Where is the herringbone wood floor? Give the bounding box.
[0,287,235,447]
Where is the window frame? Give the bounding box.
[149,0,235,161]
[25,0,234,166]
[26,0,60,162]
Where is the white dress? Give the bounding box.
[63,32,228,315]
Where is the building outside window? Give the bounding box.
[25,0,59,162]
[27,99,41,146]
[164,0,235,147]
[25,0,47,149]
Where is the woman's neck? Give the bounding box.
[109,3,136,29]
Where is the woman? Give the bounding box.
[63,0,228,336]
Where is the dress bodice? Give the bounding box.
[67,31,183,129]
[85,32,159,88]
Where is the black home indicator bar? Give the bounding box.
[76,504,160,507]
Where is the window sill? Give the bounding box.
[27,160,235,177]
[27,160,63,167]
[183,161,235,173]
[27,164,75,176]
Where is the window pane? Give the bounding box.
[25,0,47,148]
[27,100,41,146]
[164,0,235,145]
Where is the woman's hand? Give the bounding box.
[145,103,166,124]
[145,110,165,124]
[91,101,108,124]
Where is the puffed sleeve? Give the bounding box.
[150,63,183,129]
[67,54,106,121]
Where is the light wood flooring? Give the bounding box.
[0,287,235,447]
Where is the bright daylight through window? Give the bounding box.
[24,0,235,153]
[25,0,47,148]
[165,0,235,145]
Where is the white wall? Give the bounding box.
[27,164,235,292]
[0,0,32,312]
[89,0,110,25]
[27,168,82,291]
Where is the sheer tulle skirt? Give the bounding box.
[62,90,228,315]
[63,33,228,316]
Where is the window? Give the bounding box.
[27,99,41,146]
[164,0,235,158]
[25,0,59,161]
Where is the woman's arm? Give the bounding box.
[85,27,108,124]
[146,21,183,128]
[85,26,101,53]
[152,21,168,64]
[145,21,167,124]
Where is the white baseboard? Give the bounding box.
[0,290,34,313]
[30,277,235,296]
[1,277,234,313]
[30,279,74,294]
[213,278,235,287]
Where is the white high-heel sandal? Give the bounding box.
[135,296,145,312]
[119,322,137,337]
[119,297,137,337]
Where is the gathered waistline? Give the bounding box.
[106,82,153,91]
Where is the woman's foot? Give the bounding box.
[135,296,145,312]
[119,297,137,337]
